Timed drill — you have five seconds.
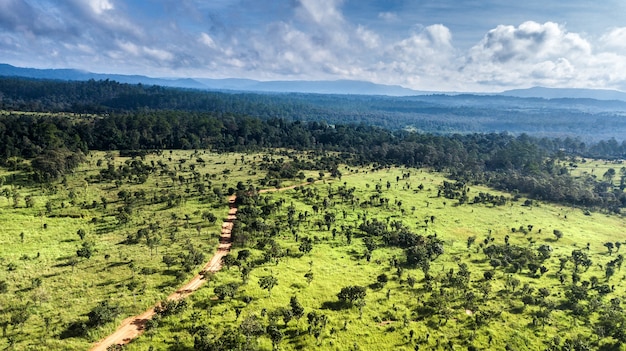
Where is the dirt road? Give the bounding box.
[91,183,310,350]
[90,195,237,351]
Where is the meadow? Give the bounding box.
[117,160,626,350]
[0,150,624,350]
[0,150,280,350]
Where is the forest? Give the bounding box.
[0,77,626,350]
[1,101,626,212]
[2,77,626,141]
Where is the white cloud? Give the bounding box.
[356,25,379,49]
[113,40,173,63]
[143,47,174,62]
[296,0,345,27]
[468,21,590,64]
[600,27,626,51]
[391,25,454,64]
[86,0,114,15]
[6,1,626,92]
[456,21,612,90]
[199,32,216,49]
[378,12,398,22]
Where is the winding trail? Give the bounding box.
[91,183,310,350]
[91,195,237,351]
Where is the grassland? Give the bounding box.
[0,150,284,350]
[1,151,625,350]
[123,164,626,351]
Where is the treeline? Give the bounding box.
[1,109,625,211]
[4,77,626,141]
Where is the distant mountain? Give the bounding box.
[0,63,207,89]
[3,63,626,99]
[0,63,422,96]
[500,86,626,102]
[195,78,422,96]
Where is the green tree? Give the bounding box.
[604,242,615,256]
[290,295,305,321]
[221,254,238,270]
[337,285,367,306]
[87,300,120,327]
[77,241,95,259]
[553,229,563,241]
[0,281,8,294]
[239,314,264,349]
[304,271,314,285]
[299,237,313,254]
[259,275,278,297]
[267,325,284,350]
[214,282,239,300]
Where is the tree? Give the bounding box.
[259,275,278,296]
[214,282,239,300]
[467,236,476,249]
[376,273,389,286]
[162,254,177,269]
[267,325,284,350]
[77,229,86,241]
[87,300,120,327]
[406,275,417,288]
[304,271,314,285]
[290,296,305,321]
[24,195,34,208]
[306,311,328,338]
[337,285,367,306]
[603,168,616,184]
[604,242,615,256]
[596,307,626,342]
[9,306,30,331]
[221,254,238,270]
[77,241,95,259]
[299,237,313,254]
[363,237,377,252]
[237,249,251,261]
[553,229,563,241]
[239,315,264,349]
[0,281,8,294]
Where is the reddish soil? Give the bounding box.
[91,183,310,350]
[90,195,237,351]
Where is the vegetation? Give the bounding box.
[0,77,626,350]
[121,165,626,351]
[3,76,626,142]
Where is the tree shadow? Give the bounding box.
[321,300,349,311]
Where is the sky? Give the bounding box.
[2,0,626,92]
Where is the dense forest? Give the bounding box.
[1,77,626,212]
[2,77,626,141]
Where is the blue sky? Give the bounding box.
[2,0,626,92]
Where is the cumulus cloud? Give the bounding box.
[455,21,626,90]
[468,21,590,64]
[3,1,626,92]
[600,27,626,51]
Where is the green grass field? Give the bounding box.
[1,152,625,350]
[122,165,626,351]
[0,150,278,350]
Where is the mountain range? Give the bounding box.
[2,63,626,101]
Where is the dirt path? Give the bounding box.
[90,195,237,351]
[91,183,310,350]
